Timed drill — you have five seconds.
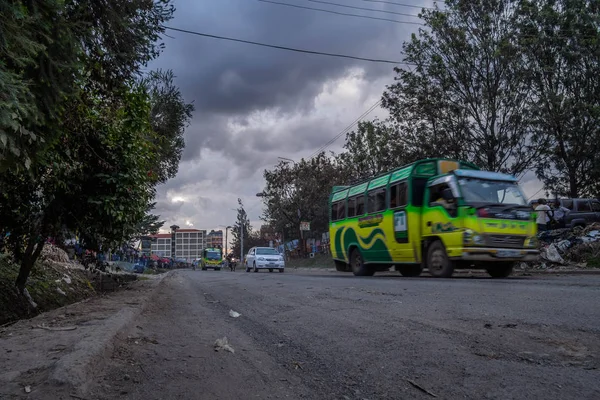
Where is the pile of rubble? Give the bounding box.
[525,223,600,269]
[40,244,71,264]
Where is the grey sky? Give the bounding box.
[149,0,543,236]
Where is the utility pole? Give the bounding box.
[225,226,231,260]
[240,222,244,266]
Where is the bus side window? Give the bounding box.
[356,195,365,216]
[331,202,339,221]
[347,197,356,217]
[389,181,408,209]
[337,201,346,220]
[367,189,386,213]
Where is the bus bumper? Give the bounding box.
[454,247,539,262]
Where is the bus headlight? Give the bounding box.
[525,236,539,248]
[464,229,485,246]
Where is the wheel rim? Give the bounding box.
[429,248,446,273]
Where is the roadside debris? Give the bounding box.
[229,309,241,318]
[24,385,31,393]
[522,223,600,269]
[407,380,437,398]
[214,337,235,353]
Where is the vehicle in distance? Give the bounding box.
[329,158,538,278]
[201,247,223,271]
[245,247,285,273]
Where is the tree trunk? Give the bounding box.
[14,239,46,309]
[569,169,578,198]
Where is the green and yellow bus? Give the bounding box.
[201,247,223,271]
[329,158,539,278]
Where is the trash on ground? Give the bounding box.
[229,309,241,318]
[521,223,600,270]
[214,337,235,353]
[24,386,31,393]
[56,288,66,296]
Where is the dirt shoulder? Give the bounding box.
[0,273,169,399]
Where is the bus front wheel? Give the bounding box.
[426,241,454,278]
[486,262,514,278]
[350,249,374,277]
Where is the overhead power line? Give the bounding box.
[308,99,382,159]
[301,0,421,18]
[258,0,425,26]
[362,0,436,10]
[163,26,413,65]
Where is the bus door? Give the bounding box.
[388,180,413,261]
[422,179,463,259]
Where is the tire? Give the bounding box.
[398,264,423,277]
[426,241,454,278]
[334,260,348,272]
[269,268,273,273]
[245,265,250,273]
[254,262,258,273]
[486,262,514,278]
[279,269,284,273]
[349,248,375,276]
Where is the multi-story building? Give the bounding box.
[207,229,223,249]
[148,229,207,261]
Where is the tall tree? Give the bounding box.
[261,153,348,249]
[230,198,252,259]
[0,0,179,304]
[383,0,542,176]
[516,0,600,197]
[337,119,415,182]
[0,0,175,172]
[143,69,195,183]
[0,86,159,303]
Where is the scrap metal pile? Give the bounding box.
[525,223,600,269]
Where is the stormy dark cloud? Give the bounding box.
[152,0,518,237]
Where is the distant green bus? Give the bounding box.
[201,247,222,271]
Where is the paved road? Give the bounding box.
[91,270,600,400]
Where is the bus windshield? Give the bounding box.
[205,251,221,260]
[457,178,527,206]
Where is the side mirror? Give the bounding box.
[442,188,454,201]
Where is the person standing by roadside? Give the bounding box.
[535,198,551,232]
[551,200,570,229]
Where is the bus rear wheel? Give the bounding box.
[427,241,454,278]
[398,265,423,277]
[334,260,348,272]
[350,249,374,276]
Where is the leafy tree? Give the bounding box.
[0,0,79,171]
[143,69,195,183]
[516,0,600,197]
[0,0,175,172]
[132,203,165,239]
[230,198,251,259]
[338,119,415,182]
[383,0,542,176]
[261,153,348,254]
[0,0,178,303]
[0,87,158,301]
